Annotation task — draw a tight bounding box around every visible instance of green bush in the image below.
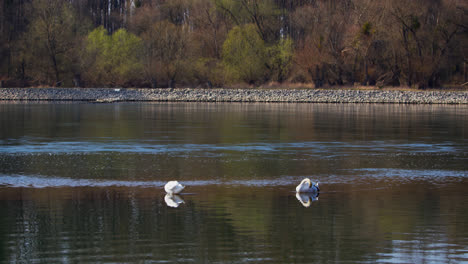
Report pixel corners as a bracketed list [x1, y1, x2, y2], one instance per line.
[222, 24, 268, 84]
[85, 27, 143, 86]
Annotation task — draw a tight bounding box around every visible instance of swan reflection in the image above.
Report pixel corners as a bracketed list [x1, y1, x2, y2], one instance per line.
[296, 192, 319, 207]
[164, 194, 185, 208]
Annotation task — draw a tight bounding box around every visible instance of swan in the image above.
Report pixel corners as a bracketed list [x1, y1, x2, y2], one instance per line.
[296, 192, 319, 207]
[164, 194, 185, 208]
[296, 178, 319, 193]
[164, 181, 185, 194]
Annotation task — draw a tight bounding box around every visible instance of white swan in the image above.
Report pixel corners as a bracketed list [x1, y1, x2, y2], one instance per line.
[296, 178, 319, 193]
[296, 192, 319, 207]
[164, 181, 185, 194]
[164, 194, 185, 208]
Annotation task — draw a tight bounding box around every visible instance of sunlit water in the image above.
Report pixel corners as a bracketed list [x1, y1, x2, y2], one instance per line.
[0, 102, 467, 263]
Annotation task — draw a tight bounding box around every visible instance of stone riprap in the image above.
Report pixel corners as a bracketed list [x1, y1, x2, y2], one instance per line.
[0, 88, 467, 104]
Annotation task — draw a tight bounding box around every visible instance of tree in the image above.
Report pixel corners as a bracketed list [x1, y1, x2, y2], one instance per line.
[2, 0, 467, 87]
[389, 0, 466, 87]
[0, 0, 30, 80]
[190, 0, 228, 59]
[25, 0, 79, 85]
[140, 20, 190, 88]
[84, 26, 143, 86]
[222, 24, 268, 84]
[291, 2, 351, 86]
[215, 0, 282, 43]
[267, 37, 294, 82]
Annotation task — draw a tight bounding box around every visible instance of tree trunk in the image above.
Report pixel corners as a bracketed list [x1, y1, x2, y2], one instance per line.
[168, 79, 175, 88]
[363, 58, 369, 86]
[50, 53, 60, 84]
[402, 29, 413, 86]
[73, 74, 82, 87]
[464, 62, 467, 83]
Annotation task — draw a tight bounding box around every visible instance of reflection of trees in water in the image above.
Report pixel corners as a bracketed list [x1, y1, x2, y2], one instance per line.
[0, 102, 467, 262]
[1, 103, 466, 182]
[0, 184, 467, 263]
[2, 199, 40, 263]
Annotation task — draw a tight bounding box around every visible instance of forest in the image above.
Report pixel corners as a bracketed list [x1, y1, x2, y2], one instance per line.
[0, 0, 467, 88]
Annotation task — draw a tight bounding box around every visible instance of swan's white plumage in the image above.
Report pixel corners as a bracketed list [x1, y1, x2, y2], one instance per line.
[296, 178, 319, 193]
[164, 194, 184, 208]
[164, 181, 185, 194]
[296, 192, 319, 207]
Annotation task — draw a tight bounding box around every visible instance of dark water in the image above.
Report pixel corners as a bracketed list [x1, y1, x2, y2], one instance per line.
[0, 102, 467, 263]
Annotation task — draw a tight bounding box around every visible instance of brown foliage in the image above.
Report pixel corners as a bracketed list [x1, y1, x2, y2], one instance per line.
[0, 0, 466, 88]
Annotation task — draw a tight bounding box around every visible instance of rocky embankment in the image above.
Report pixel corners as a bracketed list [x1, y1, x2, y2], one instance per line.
[0, 88, 467, 104]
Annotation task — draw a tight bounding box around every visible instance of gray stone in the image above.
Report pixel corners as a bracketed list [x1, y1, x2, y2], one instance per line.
[0, 87, 467, 104]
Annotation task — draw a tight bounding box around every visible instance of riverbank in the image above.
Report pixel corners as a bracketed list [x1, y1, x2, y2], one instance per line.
[0, 88, 467, 104]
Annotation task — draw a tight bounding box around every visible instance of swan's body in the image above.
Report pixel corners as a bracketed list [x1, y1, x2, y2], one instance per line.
[164, 181, 185, 194]
[164, 194, 184, 208]
[296, 192, 319, 207]
[296, 178, 319, 193]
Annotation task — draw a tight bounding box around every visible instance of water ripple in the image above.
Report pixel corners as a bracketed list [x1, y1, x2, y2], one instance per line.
[0, 139, 460, 155]
[0, 169, 466, 189]
[0, 175, 166, 188]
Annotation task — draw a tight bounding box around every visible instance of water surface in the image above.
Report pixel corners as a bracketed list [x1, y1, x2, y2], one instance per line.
[0, 102, 467, 263]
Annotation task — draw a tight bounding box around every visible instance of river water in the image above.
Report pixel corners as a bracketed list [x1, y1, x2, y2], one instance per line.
[0, 102, 467, 263]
